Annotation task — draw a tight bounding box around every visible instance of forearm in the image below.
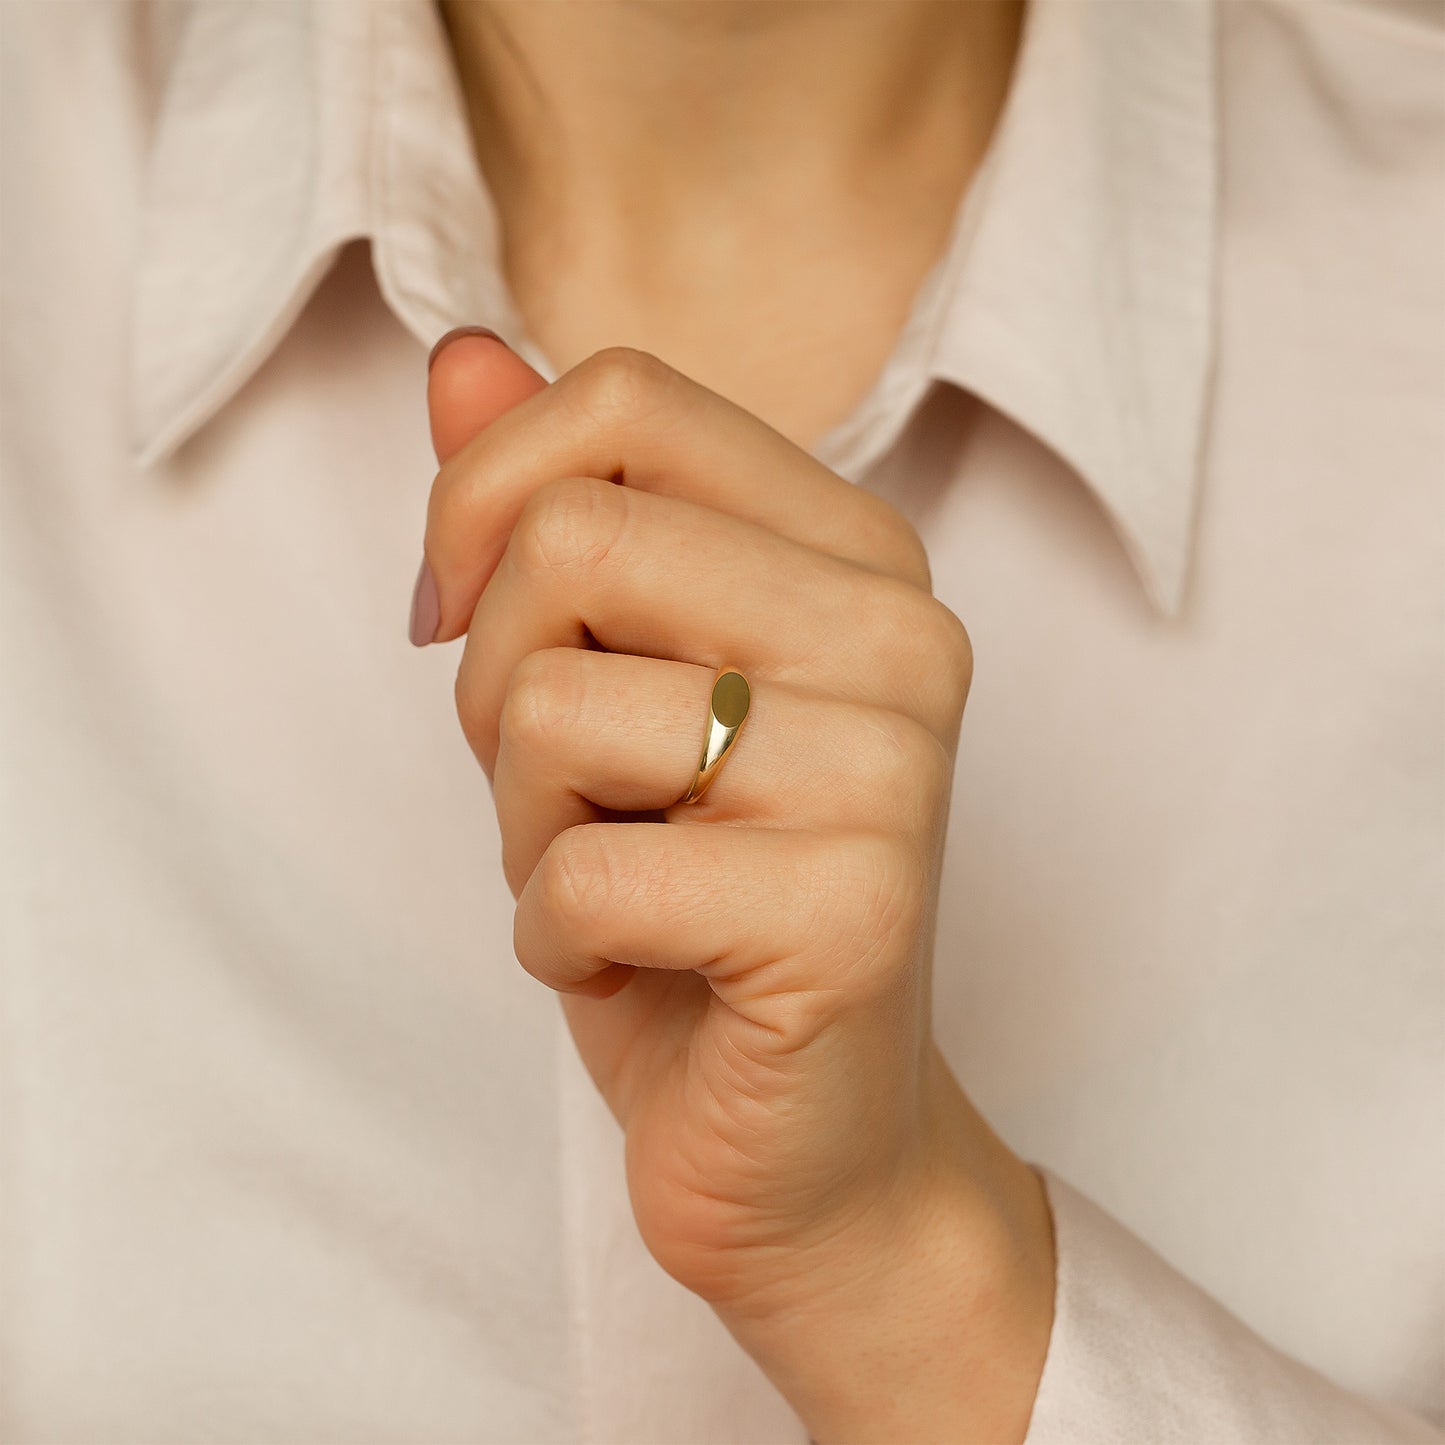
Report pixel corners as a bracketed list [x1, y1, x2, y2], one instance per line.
[714, 1044, 1057, 1445]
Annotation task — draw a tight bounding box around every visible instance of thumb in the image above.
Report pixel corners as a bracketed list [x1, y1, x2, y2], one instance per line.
[426, 325, 549, 465]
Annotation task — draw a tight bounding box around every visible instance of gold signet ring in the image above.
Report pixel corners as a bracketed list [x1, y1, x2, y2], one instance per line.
[678, 667, 751, 805]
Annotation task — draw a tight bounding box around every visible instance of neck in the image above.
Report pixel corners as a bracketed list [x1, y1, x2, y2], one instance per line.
[439, 0, 1024, 277]
[435, 0, 1025, 450]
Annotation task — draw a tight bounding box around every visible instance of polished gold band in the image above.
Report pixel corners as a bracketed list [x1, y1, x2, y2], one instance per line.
[678, 666, 751, 805]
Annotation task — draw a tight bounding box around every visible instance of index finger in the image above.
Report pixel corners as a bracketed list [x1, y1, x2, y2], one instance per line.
[421, 345, 932, 645]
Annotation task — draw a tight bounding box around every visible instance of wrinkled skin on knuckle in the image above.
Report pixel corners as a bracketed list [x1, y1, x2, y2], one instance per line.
[809, 832, 928, 1000]
[513, 475, 628, 584]
[568, 345, 683, 435]
[498, 647, 584, 769]
[536, 823, 613, 942]
[859, 833, 929, 957]
[858, 709, 953, 844]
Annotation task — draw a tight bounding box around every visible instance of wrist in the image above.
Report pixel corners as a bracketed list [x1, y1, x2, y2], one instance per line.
[713, 1044, 1056, 1445]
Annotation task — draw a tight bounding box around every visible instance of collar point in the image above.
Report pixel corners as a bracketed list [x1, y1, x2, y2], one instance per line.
[1130, 538, 1193, 623]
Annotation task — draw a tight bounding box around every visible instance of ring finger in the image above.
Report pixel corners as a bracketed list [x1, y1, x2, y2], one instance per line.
[454, 475, 972, 777]
[490, 646, 948, 897]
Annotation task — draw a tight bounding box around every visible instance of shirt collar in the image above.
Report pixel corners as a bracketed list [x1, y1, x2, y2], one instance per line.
[808, 0, 1218, 619]
[130, 0, 1217, 618]
[128, 0, 505, 472]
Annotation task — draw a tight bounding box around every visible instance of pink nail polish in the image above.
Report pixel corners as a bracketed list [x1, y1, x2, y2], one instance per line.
[409, 556, 440, 647]
[427, 325, 508, 372]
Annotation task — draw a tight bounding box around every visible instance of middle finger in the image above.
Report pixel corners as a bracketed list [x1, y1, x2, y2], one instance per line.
[453, 475, 971, 776]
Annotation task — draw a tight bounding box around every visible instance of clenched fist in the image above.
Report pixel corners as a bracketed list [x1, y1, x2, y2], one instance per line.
[413, 330, 1055, 1445]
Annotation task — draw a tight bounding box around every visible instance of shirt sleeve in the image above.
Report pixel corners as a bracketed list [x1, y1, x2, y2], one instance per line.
[1023, 1165, 1444, 1444]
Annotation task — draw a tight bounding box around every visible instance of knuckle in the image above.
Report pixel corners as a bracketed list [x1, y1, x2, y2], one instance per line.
[570, 346, 678, 429]
[453, 649, 501, 767]
[909, 593, 975, 721]
[863, 710, 952, 824]
[426, 438, 499, 574]
[901, 530, 934, 592]
[860, 831, 928, 928]
[513, 475, 627, 580]
[862, 582, 973, 732]
[538, 824, 613, 923]
[499, 648, 586, 763]
[453, 661, 485, 759]
[811, 833, 927, 991]
[851, 833, 928, 962]
[870, 501, 934, 592]
[428, 449, 471, 538]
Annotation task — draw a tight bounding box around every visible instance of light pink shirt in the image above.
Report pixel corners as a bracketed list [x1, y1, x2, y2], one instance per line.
[2, 1, 1442, 1441]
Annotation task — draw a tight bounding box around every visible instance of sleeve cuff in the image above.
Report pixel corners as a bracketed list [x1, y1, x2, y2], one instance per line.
[1021, 1164, 1443, 1444]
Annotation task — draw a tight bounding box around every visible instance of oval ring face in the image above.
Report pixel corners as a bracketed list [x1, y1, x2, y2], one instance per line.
[712, 670, 750, 730]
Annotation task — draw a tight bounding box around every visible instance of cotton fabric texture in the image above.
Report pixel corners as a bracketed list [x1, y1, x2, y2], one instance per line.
[1, 0, 1442, 1441]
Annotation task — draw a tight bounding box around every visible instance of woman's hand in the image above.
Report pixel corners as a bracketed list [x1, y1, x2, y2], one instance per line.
[417, 333, 1055, 1444]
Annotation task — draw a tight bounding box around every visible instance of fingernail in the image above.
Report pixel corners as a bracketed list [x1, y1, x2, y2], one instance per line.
[427, 325, 509, 372]
[408, 556, 440, 647]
